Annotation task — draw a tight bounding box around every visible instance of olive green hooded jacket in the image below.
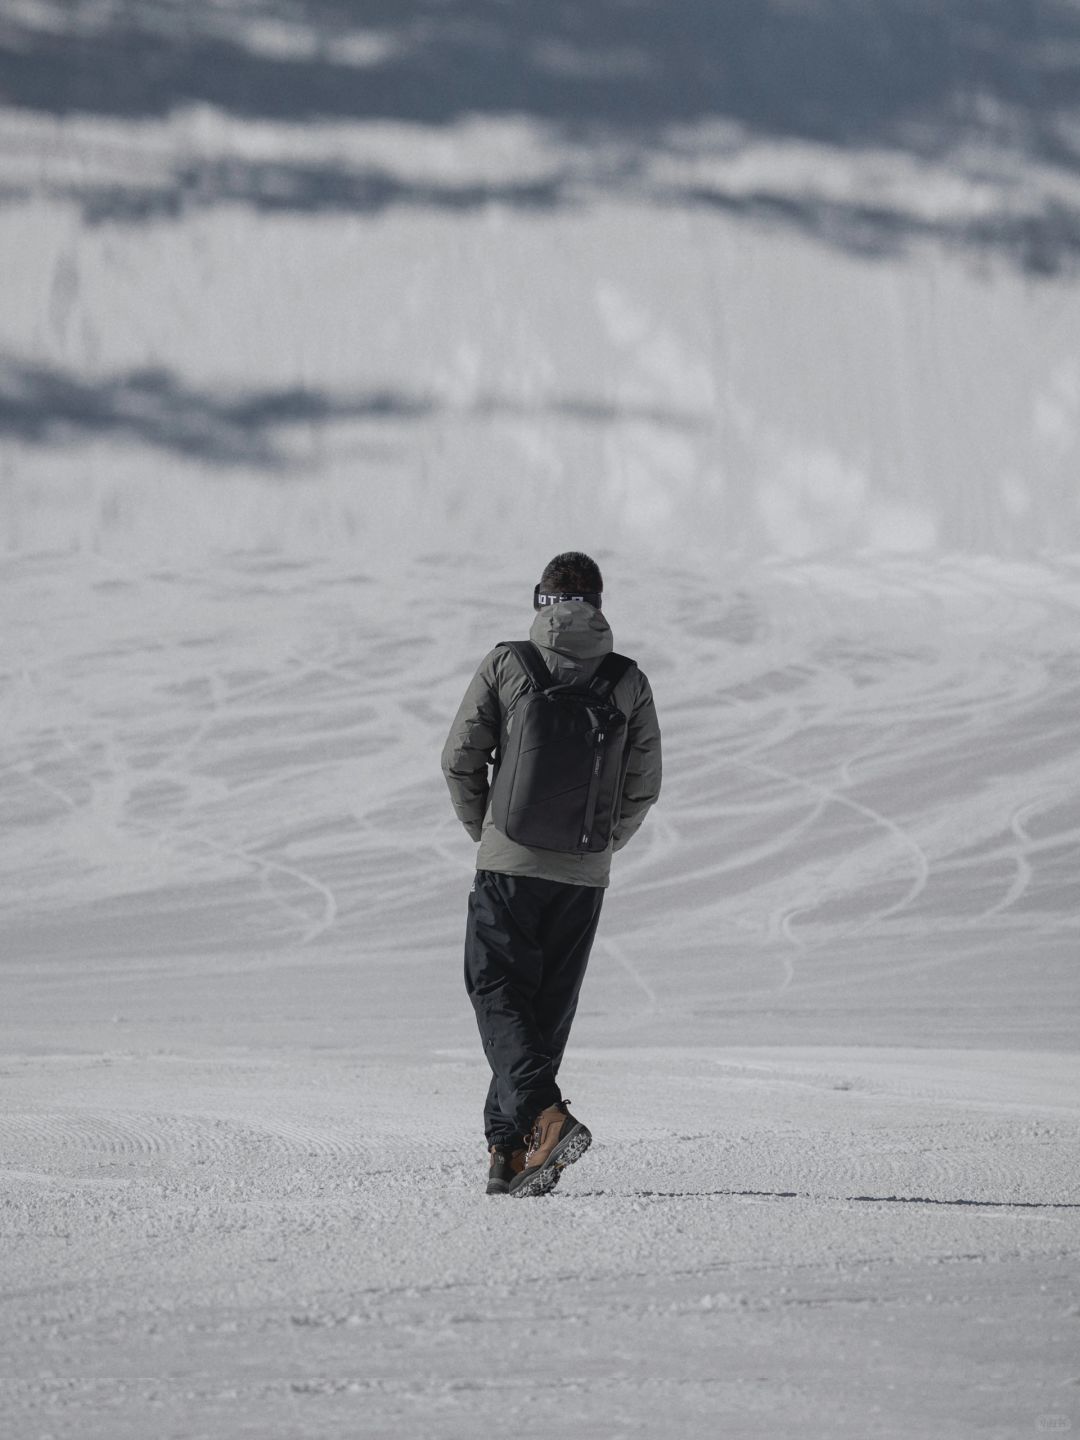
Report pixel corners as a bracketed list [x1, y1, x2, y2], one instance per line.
[441, 601, 662, 887]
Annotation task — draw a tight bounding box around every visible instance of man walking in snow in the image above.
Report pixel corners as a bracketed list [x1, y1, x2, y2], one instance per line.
[441, 552, 662, 1197]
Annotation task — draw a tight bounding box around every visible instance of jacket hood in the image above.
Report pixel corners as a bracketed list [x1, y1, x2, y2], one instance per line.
[529, 601, 613, 665]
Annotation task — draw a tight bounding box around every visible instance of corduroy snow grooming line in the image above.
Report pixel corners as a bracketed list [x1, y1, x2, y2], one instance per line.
[489, 641, 634, 854]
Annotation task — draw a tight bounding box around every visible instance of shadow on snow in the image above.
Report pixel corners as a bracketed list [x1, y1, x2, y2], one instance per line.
[0, 361, 710, 468]
[3, 2, 1080, 272]
[6, 167, 1078, 275]
[3, 0, 1080, 161]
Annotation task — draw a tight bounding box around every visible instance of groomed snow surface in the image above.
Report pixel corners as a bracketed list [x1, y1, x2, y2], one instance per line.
[4, 3, 1080, 1433]
[3, 551, 1079, 1439]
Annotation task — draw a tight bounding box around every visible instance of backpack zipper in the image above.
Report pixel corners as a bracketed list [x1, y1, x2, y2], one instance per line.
[579, 729, 605, 849]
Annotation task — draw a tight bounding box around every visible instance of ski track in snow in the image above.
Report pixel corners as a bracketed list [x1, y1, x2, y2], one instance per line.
[1, 550, 1079, 1438]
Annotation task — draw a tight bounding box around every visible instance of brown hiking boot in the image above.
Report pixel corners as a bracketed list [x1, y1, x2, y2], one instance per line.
[508, 1101, 592, 1198]
[486, 1143, 526, 1195]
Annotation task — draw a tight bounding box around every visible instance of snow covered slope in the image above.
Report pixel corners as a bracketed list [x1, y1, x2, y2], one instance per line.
[3, 2, 1080, 559]
[3, 548, 1079, 1438]
[1, 5, 1079, 1438]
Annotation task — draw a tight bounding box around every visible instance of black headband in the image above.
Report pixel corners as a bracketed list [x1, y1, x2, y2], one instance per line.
[534, 585, 602, 611]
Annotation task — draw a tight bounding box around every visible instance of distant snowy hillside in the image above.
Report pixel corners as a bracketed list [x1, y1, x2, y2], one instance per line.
[2, 1, 1080, 560]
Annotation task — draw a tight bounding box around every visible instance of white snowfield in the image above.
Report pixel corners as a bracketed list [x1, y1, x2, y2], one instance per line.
[3, 551, 1078, 1439]
[2, 3, 1080, 1436]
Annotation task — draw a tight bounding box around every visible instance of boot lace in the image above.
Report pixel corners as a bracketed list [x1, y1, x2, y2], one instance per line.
[523, 1100, 570, 1162]
[523, 1120, 542, 1163]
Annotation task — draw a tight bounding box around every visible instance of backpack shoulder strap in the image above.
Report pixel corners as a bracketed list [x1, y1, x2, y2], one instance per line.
[498, 640, 553, 692]
[589, 651, 635, 700]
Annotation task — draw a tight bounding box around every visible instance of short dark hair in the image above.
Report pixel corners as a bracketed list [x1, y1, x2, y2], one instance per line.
[539, 551, 603, 595]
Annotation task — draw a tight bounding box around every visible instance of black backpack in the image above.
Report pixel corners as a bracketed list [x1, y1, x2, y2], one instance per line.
[489, 641, 635, 854]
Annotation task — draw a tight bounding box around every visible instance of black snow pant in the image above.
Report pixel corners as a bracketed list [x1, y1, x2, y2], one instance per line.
[464, 870, 605, 1147]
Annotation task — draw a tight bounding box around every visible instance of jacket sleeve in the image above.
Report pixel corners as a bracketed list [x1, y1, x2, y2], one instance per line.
[612, 670, 662, 852]
[441, 650, 502, 842]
